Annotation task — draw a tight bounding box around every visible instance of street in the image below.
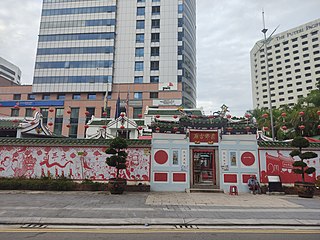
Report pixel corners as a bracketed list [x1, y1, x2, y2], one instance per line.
[0, 226, 320, 240]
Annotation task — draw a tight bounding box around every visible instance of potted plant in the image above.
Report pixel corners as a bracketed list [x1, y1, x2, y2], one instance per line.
[105, 137, 128, 194]
[290, 136, 317, 198]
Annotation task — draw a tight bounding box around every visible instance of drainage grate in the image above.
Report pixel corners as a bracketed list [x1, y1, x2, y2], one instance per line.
[175, 225, 198, 229]
[21, 224, 47, 229]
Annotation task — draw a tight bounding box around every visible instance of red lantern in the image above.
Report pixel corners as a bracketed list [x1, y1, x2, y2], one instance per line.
[262, 113, 268, 118]
[138, 114, 143, 118]
[263, 126, 269, 131]
[208, 115, 214, 119]
[155, 127, 160, 132]
[120, 113, 125, 118]
[173, 127, 178, 132]
[318, 125, 320, 129]
[317, 110, 320, 116]
[84, 124, 89, 129]
[173, 115, 178, 119]
[226, 114, 232, 119]
[48, 122, 53, 126]
[245, 113, 251, 118]
[12, 119, 19, 123]
[102, 125, 107, 129]
[30, 121, 35, 125]
[137, 126, 143, 131]
[299, 111, 305, 116]
[67, 110, 71, 114]
[66, 124, 71, 128]
[226, 127, 233, 132]
[102, 112, 107, 117]
[31, 107, 37, 111]
[299, 125, 305, 130]
[49, 108, 54, 113]
[281, 112, 287, 117]
[85, 111, 90, 116]
[120, 125, 125, 129]
[14, 105, 20, 110]
[282, 126, 287, 131]
[155, 115, 160, 118]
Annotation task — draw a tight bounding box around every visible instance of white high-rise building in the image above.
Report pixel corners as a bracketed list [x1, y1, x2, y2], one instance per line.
[33, 0, 196, 111]
[251, 18, 320, 109]
[0, 57, 21, 86]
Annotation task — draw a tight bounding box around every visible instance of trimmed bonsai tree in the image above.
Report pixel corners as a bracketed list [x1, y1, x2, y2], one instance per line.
[290, 136, 317, 183]
[105, 137, 128, 194]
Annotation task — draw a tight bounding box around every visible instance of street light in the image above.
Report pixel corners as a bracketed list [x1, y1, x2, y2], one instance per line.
[260, 11, 279, 141]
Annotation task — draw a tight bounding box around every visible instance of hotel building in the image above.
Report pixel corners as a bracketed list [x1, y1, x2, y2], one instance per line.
[251, 18, 320, 109]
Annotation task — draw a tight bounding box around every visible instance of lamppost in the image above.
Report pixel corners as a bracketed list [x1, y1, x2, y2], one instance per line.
[261, 11, 278, 141]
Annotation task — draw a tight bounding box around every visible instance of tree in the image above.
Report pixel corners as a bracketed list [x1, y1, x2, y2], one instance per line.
[105, 137, 128, 178]
[289, 136, 317, 182]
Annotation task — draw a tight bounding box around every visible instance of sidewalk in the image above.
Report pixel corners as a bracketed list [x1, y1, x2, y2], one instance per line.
[0, 191, 319, 227]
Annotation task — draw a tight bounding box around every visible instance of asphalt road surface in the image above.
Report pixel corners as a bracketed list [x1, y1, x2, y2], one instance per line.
[0, 226, 320, 240]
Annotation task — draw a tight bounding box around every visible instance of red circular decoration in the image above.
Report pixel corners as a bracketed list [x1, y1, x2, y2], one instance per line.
[263, 126, 269, 131]
[12, 119, 19, 123]
[120, 125, 125, 129]
[262, 113, 268, 118]
[138, 114, 143, 118]
[67, 110, 71, 114]
[155, 115, 160, 118]
[241, 152, 255, 166]
[102, 112, 107, 117]
[120, 113, 125, 118]
[318, 125, 320, 129]
[85, 111, 90, 116]
[173, 115, 178, 119]
[30, 121, 35, 125]
[173, 127, 178, 132]
[84, 125, 89, 129]
[102, 125, 107, 129]
[66, 124, 71, 128]
[48, 122, 53, 126]
[299, 125, 305, 130]
[282, 125, 287, 130]
[154, 150, 168, 165]
[226, 114, 232, 119]
[49, 108, 54, 113]
[156, 127, 160, 132]
[317, 111, 320, 116]
[281, 112, 287, 117]
[245, 113, 251, 118]
[137, 126, 143, 130]
[31, 107, 37, 111]
[299, 111, 305, 116]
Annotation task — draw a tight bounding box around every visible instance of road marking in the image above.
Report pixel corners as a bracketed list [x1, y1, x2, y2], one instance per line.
[0, 228, 320, 234]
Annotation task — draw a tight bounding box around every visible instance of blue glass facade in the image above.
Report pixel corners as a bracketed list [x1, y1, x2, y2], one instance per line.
[38, 33, 115, 42]
[34, 76, 112, 84]
[37, 46, 114, 55]
[42, 6, 116, 16]
[35, 60, 113, 69]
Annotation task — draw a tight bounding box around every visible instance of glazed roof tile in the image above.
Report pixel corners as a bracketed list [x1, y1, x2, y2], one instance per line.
[258, 141, 320, 148]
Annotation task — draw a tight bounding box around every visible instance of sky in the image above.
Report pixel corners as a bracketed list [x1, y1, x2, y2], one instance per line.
[0, 0, 319, 116]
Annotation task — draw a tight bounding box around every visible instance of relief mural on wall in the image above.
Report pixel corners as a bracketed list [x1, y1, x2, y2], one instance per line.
[0, 146, 150, 181]
[260, 150, 320, 183]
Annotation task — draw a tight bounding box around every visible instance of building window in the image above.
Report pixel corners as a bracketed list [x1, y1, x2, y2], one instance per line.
[136, 20, 145, 29]
[85, 107, 95, 123]
[151, 61, 159, 70]
[137, 7, 145, 16]
[151, 47, 159, 56]
[42, 94, 50, 100]
[40, 108, 48, 125]
[25, 108, 33, 117]
[178, 32, 183, 41]
[152, 6, 160, 15]
[137, 0, 145, 2]
[135, 47, 144, 57]
[28, 94, 36, 100]
[87, 93, 96, 100]
[54, 108, 64, 136]
[135, 61, 144, 71]
[150, 92, 158, 99]
[133, 107, 142, 118]
[151, 19, 160, 28]
[134, 92, 142, 99]
[136, 34, 144, 43]
[150, 76, 159, 83]
[178, 60, 183, 69]
[11, 109, 19, 117]
[151, 33, 160, 42]
[178, 4, 183, 13]
[57, 94, 65, 100]
[72, 94, 81, 100]
[13, 94, 21, 100]
[134, 76, 143, 83]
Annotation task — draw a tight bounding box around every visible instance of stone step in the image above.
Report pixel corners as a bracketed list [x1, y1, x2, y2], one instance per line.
[186, 188, 224, 193]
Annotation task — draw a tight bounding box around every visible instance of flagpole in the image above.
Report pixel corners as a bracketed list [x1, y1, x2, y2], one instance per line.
[126, 85, 130, 139]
